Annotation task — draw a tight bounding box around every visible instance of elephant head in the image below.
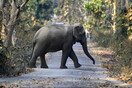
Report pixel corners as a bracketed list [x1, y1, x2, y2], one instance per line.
[73, 23, 95, 64]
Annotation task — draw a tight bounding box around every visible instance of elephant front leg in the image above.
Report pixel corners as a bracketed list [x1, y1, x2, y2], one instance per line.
[40, 54, 48, 68]
[60, 49, 70, 69]
[69, 48, 81, 68]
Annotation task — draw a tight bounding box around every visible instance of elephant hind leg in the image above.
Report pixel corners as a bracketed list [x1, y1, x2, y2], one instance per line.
[40, 54, 48, 68]
[29, 45, 43, 68]
[29, 53, 38, 68]
[69, 48, 81, 68]
[29, 48, 38, 68]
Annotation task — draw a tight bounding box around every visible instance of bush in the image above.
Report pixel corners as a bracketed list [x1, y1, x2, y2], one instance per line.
[0, 39, 11, 75]
[0, 45, 32, 76]
[6, 29, 35, 76]
[92, 29, 132, 82]
[110, 39, 132, 82]
[8, 45, 32, 76]
[0, 48, 9, 75]
[0, 29, 34, 76]
[92, 30, 112, 47]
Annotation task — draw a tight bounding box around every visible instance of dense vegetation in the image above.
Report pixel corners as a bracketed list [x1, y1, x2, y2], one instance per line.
[0, 0, 132, 82]
[84, 0, 132, 82]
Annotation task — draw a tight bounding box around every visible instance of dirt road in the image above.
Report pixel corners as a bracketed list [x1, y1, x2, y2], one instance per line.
[0, 41, 131, 88]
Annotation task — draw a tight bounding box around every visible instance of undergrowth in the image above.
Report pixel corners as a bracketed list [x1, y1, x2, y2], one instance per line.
[0, 29, 35, 76]
[92, 30, 132, 83]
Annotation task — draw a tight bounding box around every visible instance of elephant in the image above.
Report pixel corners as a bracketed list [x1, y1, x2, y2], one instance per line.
[29, 23, 95, 69]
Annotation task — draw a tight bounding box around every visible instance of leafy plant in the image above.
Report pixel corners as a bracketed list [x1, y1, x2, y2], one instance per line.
[0, 39, 10, 75]
[84, 0, 132, 82]
[84, 0, 106, 19]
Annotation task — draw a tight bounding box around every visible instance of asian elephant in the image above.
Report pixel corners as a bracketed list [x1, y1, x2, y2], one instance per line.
[29, 23, 95, 69]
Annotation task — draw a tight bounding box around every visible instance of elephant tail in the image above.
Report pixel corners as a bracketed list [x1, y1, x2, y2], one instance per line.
[28, 41, 36, 66]
[31, 41, 36, 59]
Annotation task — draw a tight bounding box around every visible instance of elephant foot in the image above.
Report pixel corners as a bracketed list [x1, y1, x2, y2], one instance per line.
[41, 65, 48, 68]
[60, 65, 68, 69]
[75, 64, 82, 68]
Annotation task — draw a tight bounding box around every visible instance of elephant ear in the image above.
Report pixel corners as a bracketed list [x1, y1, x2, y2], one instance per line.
[73, 23, 83, 39]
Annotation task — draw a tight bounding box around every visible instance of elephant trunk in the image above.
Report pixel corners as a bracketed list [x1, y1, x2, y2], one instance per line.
[81, 39, 95, 64]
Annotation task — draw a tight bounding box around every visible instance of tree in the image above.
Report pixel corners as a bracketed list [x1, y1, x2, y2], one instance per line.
[0, 0, 29, 48]
[112, 0, 117, 34]
[57, 0, 64, 9]
[84, 0, 107, 31]
[23, 0, 55, 27]
[55, 0, 86, 24]
[35, 0, 53, 21]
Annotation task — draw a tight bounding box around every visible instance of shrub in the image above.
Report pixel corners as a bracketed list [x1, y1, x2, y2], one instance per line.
[0, 29, 34, 76]
[110, 39, 132, 82]
[92, 29, 132, 82]
[0, 45, 32, 76]
[0, 39, 11, 75]
[92, 30, 112, 47]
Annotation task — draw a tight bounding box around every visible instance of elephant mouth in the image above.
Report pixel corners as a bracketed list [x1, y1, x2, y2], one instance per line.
[76, 39, 81, 43]
[80, 41, 84, 45]
[77, 40, 84, 45]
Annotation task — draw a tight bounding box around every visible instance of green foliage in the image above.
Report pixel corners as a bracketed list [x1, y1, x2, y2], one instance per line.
[83, 0, 112, 31]
[84, 0, 106, 19]
[0, 39, 10, 75]
[22, 0, 54, 27]
[84, 0, 132, 82]
[92, 27, 132, 82]
[0, 37, 32, 76]
[26, 0, 38, 15]
[114, 6, 129, 41]
[92, 30, 112, 47]
[35, 0, 53, 20]
[56, 0, 85, 24]
[8, 45, 32, 76]
[110, 39, 132, 81]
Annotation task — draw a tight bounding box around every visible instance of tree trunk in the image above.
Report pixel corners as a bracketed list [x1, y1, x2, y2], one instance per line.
[0, 11, 2, 39]
[112, 0, 117, 34]
[57, 0, 64, 9]
[0, 0, 4, 9]
[121, 0, 130, 8]
[6, 25, 14, 47]
[121, 0, 125, 7]
[0, 0, 4, 39]
[1, 0, 29, 48]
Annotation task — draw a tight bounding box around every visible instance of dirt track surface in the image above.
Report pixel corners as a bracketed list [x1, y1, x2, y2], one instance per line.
[0, 40, 131, 88]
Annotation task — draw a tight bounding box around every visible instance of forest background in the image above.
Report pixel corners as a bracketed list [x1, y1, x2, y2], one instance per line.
[0, 0, 132, 83]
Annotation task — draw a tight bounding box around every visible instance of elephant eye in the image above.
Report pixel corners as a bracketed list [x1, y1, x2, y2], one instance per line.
[82, 32, 85, 36]
[80, 26, 83, 29]
[79, 32, 85, 37]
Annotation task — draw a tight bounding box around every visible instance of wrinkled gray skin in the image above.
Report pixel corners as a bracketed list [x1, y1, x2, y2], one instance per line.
[29, 23, 95, 69]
